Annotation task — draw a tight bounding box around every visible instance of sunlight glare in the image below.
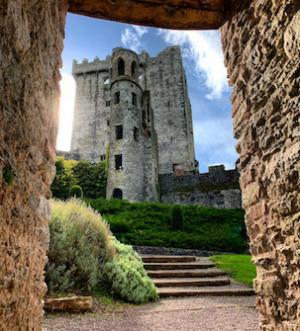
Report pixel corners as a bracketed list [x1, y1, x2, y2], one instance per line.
[56, 72, 76, 151]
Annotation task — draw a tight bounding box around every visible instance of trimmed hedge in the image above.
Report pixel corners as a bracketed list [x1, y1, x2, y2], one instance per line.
[87, 198, 248, 253]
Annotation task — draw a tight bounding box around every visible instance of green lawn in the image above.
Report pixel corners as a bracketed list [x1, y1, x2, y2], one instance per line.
[210, 254, 256, 287]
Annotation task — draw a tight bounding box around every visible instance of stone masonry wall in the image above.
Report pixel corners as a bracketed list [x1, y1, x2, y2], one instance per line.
[221, 1, 300, 329]
[71, 58, 111, 163]
[144, 46, 196, 174]
[0, 1, 67, 330]
[159, 166, 242, 209]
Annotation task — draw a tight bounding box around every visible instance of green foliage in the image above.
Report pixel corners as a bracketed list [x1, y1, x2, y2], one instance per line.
[51, 158, 76, 200]
[72, 161, 106, 198]
[170, 205, 184, 230]
[104, 239, 158, 304]
[88, 198, 247, 253]
[70, 185, 83, 198]
[51, 157, 107, 199]
[3, 165, 15, 185]
[46, 199, 157, 304]
[210, 254, 256, 287]
[46, 199, 114, 294]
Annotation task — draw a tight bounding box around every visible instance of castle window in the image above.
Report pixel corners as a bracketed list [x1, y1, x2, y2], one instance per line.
[115, 154, 123, 170]
[100, 154, 106, 161]
[133, 127, 139, 141]
[132, 92, 137, 106]
[107, 120, 110, 126]
[106, 100, 110, 107]
[131, 61, 137, 76]
[117, 58, 125, 76]
[112, 188, 123, 200]
[115, 125, 123, 140]
[114, 92, 120, 104]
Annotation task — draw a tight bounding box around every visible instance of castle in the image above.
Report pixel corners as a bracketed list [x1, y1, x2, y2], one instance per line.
[65, 46, 241, 208]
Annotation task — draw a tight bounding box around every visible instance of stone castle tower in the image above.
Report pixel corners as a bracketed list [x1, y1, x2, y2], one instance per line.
[70, 46, 196, 201]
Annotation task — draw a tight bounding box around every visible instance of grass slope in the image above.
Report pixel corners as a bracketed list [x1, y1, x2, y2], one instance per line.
[87, 198, 248, 253]
[210, 254, 256, 287]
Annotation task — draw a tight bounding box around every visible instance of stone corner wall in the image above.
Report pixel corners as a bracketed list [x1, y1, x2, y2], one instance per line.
[221, 1, 300, 329]
[0, 1, 67, 330]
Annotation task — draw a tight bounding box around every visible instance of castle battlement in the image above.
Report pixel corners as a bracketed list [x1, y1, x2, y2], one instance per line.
[72, 56, 111, 75]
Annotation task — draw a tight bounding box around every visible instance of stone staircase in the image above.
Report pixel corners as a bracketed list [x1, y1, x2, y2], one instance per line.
[142, 255, 255, 298]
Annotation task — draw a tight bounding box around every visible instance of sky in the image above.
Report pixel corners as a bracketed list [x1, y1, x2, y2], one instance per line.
[57, 13, 238, 173]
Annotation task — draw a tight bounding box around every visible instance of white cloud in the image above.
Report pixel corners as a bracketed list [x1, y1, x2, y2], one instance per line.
[121, 25, 149, 52]
[193, 118, 238, 171]
[56, 72, 76, 151]
[158, 30, 228, 99]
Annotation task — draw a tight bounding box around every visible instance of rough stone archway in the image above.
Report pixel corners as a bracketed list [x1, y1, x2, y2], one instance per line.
[1, 1, 299, 330]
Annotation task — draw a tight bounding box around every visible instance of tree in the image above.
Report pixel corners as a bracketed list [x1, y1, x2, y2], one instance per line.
[170, 205, 184, 231]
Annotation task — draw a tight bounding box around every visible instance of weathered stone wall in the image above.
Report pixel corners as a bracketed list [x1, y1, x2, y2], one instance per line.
[159, 166, 242, 208]
[221, 1, 300, 329]
[143, 46, 196, 174]
[71, 57, 111, 163]
[106, 48, 157, 202]
[0, 1, 67, 329]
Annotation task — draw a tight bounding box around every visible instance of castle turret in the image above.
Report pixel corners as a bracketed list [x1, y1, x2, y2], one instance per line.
[106, 48, 146, 201]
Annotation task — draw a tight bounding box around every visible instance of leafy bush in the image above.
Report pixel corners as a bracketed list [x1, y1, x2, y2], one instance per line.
[170, 205, 184, 230]
[72, 161, 107, 198]
[46, 199, 157, 304]
[51, 158, 75, 200]
[46, 199, 114, 294]
[88, 198, 247, 253]
[51, 157, 107, 199]
[70, 185, 83, 198]
[104, 239, 158, 304]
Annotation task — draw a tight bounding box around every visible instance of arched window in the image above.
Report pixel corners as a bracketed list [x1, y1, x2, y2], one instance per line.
[117, 58, 125, 76]
[131, 61, 137, 76]
[112, 188, 123, 199]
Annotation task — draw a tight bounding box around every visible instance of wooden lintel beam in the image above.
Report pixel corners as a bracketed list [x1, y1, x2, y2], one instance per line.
[68, 0, 228, 30]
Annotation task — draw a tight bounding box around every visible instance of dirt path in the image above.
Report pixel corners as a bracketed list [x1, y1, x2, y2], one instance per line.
[44, 296, 259, 331]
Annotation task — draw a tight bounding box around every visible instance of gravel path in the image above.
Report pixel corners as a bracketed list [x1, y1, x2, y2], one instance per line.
[44, 296, 259, 331]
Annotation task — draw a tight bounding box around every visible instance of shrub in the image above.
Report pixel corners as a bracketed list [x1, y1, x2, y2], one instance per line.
[170, 205, 184, 230]
[70, 185, 83, 198]
[88, 198, 247, 253]
[72, 161, 107, 198]
[46, 199, 114, 294]
[51, 158, 75, 200]
[104, 239, 158, 304]
[51, 157, 107, 200]
[46, 199, 158, 304]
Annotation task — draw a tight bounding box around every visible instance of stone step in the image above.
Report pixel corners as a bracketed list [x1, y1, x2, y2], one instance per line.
[141, 255, 197, 263]
[147, 268, 227, 278]
[144, 262, 215, 270]
[153, 277, 231, 287]
[157, 286, 255, 298]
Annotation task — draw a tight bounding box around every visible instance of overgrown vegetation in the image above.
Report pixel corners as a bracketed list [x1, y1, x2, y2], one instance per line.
[87, 198, 247, 253]
[210, 254, 256, 287]
[46, 199, 157, 304]
[46, 199, 114, 294]
[51, 157, 107, 199]
[104, 239, 158, 304]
